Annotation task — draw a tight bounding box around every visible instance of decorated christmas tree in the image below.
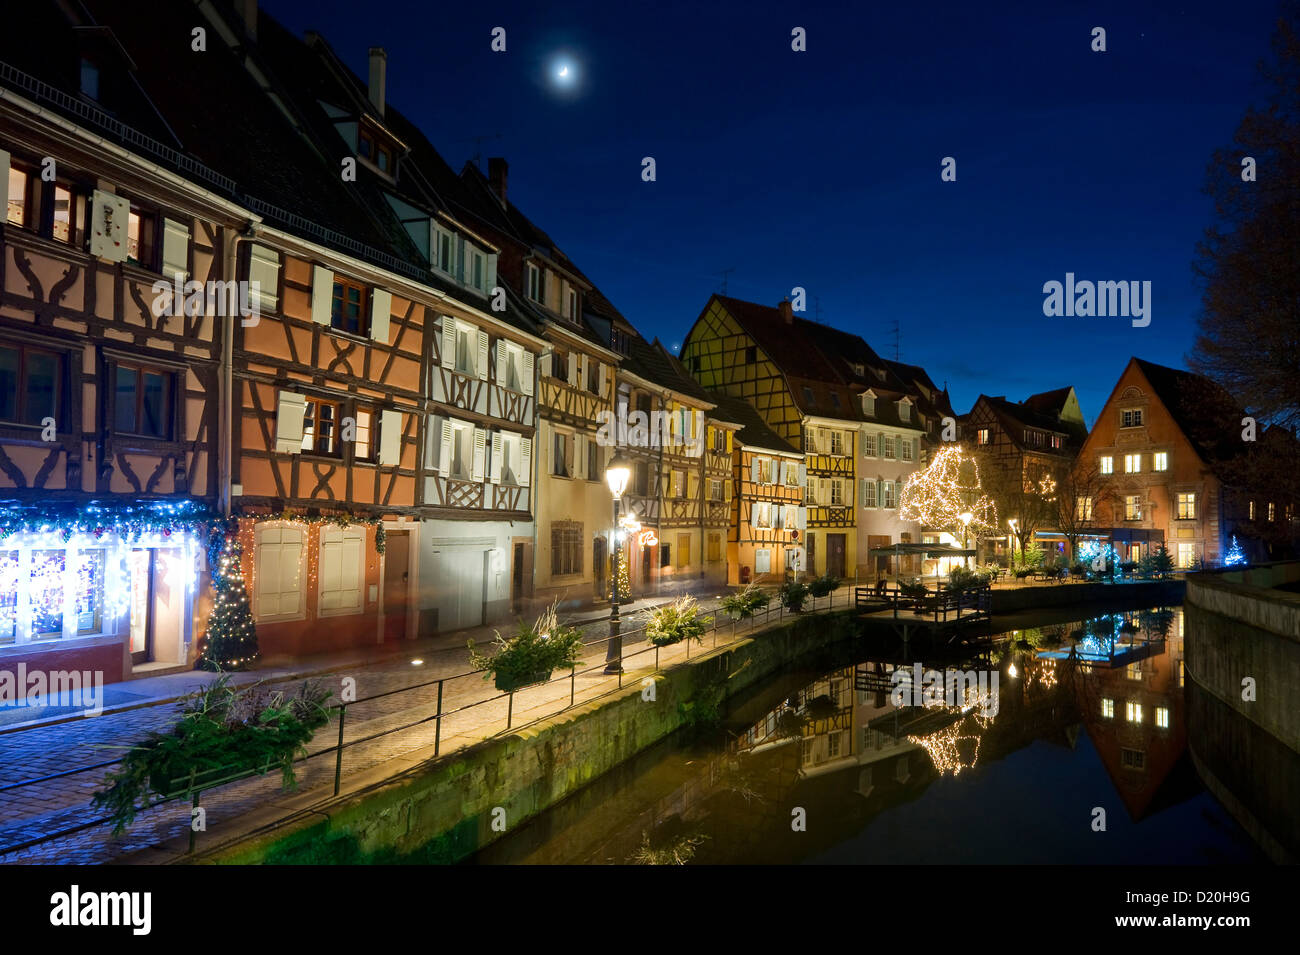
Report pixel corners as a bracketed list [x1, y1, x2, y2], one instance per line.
[609, 543, 632, 602]
[1224, 536, 1247, 567]
[198, 528, 259, 671]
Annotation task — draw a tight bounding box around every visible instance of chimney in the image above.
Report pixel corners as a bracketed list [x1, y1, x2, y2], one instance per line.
[240, 0, 257, 40]
[488, 157, 508, 206]
[368, 47, 387, 116]
[778, 299, 793, 324]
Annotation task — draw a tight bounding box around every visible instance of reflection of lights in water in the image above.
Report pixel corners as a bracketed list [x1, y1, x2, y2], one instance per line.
[1031, 660, 1058, 689]
[1007, 662, 1018, 679]
[908, 712, 992, 777]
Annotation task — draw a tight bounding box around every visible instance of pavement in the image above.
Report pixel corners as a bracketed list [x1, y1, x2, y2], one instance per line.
[0, 581, 859, 864]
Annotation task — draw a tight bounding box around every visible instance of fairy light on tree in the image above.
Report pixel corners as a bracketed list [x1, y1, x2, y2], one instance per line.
[899, 445, 998, 542]
[197, 524, 259, 671]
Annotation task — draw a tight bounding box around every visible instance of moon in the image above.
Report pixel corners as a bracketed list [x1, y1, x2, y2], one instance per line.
[549, 55, 579, 90]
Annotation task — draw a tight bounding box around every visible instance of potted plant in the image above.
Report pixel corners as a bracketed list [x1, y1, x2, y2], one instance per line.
[720, 582, 771, 620]
[808, 573, 838, 599]
[645, 595, 713, 647]
[468, 601, 585, 692]
[778, 579, 810, 612]
[92, 675, 333, 836]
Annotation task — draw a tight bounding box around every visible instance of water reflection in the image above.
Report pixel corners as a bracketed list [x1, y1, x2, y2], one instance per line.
[473, 605, 1262, 865]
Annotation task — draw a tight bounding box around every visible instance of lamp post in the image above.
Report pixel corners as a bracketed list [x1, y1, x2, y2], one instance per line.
[603, 452, 632, 675]
[959, 512, 973, 569]
[1007, 518, 1018, 569]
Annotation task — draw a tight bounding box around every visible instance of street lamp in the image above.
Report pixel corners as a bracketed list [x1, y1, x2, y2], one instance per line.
[1007, 518, 1018, 568]
[603, 451, 632, 674]
[959, 512, 973, 569]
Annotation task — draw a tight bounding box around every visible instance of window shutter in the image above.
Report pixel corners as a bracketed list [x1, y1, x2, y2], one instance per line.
[798, 462, 807, 486]
[519, 437, 532, 487]
[860, 478, 868, 508]
[575, 434, 587, 479]
[751, 458, 760, 483]
[274, 392, 307, 453]
[162, 217, 190, 280]
[486, 253, 498, 295]
[369, 288, 392, 344]
[438, 417, 453, 472]
[311, 266, 334, 326]
[726, 431, 733, 454]
[495, 340, 507, 387]
[599, 362, 609, 397]
[580, 354, 591, 391]
[567, 352, 578, 386]
[521, 350, 535, 396]
[472, 427, 486, 481]
[707, 426, 715, 449]
[490, 431, 503, 484]
[539, 352, 553, 379]
[378, 409, 401, 465]
[440, 318, 456, 368]
[797, 506, 807, 530]
[476, 328, 489, 380]
[89, 189, 129, 263]
[425, 414, 442, 471]
[724, 479, 731, 502]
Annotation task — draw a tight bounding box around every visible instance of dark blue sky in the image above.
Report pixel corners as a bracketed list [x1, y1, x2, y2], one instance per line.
[263, 0, 1281, 427]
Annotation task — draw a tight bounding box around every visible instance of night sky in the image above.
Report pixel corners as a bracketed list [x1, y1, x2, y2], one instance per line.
[262, 0, 1281, 427]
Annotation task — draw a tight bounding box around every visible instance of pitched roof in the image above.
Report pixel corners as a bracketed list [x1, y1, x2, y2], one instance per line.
[1131, 358, 1246, 476]
[705, 393, 799, 454]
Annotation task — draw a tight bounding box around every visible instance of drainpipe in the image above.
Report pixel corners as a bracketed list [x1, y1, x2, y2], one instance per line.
[219, 221, 257, 518]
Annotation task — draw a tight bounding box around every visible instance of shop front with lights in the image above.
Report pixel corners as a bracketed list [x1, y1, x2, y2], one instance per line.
[0, 500, 211, 687]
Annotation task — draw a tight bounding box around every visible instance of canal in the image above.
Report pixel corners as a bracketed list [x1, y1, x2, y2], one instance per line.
[471, 604, 1266, 864]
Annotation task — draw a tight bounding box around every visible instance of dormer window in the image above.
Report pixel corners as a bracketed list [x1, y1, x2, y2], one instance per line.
[851, 362, 865, 377]
[359, 128, 395, 175]
[898, 401, 910, 422]
[434, 225, 457, 277]
[567, 288, 579, 321]
[862, 393, 875, 417]
[80, 57, 100, 100]
[526, 262, 542, 303]
[465, 245, 487, 293]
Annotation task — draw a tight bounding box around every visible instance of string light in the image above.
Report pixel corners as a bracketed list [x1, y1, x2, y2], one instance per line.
[898, 445, 998, 539]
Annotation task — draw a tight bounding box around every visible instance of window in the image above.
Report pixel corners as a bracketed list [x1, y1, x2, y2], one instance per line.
[862, 479, 877, 508]
[802, 386, 815, 406]
[1153, 451, 1168, 472]
[465, 246, 487, 292]
[1177, 542, 1196, 568]
[526, 262, 542, 302]
[6, 159, 33, 227]
[862, 394, 875, 416]
[455, 323, 477, 376]
[52, 180, 84, 246]
[1249, 500, 1256, 521]
[830, 392, 841, 410]
[113, 364, 172, 439]
[359, 129, 394, 174]
[551, 521, 582, 576]
[0, 344, 61, 428]
[976, 428, 990, 445]
[901, 438, 914, 461]
[827, 732, 842, 758]
[1268, 502, 1276, 522]
[255, 524, 305, 621]
[785, 460, 800, 486]
[804, 429, 818, 454]
[126, 203, 159, 270]
[1123, 453, 1141, 474]
[586, 439, 600, 482]
[710, 479, 723, 501]
[1177, 493, 1196, 520]
[673, 469, 686, 498]
[1075, 496, 1093, 521]
[753, 502, 772, 528]
[1121, 748, 1146, 770]
[331, 278, 368, 336]
[1100, 455, 1113, 475]
[883, 435, 895, 459]
[660, 543, 671, 567]
[1121, 408, 1144, 428]
[754, 548, 771, 574]
[829, 479, 845, 506]
[301, 397, 340, 455]
[633, 461, 649, 497]
[881, 481, 896, 509]
[352, 407, 373, 461]
[898, 401, 910, 422]
[1126, 701, 1143, 724]
[1126, 661, 1143, 681]
[1155, 707, 1170, 729]
[1101, 698, 1114, 719]
[862, 433, 876, 457]
[567, 288, 579, 320]
[707, 533, 721, 563]
[1124, 495, 1141, 521]
[829, 430, 844, 455]
[318, 525, 364, 616]
[551, 431, 572, 478]
[447, 420, 478, 481]
[494, 431, 526, 485]
[1050, 435, 1062, 449]
[435, 227, 457, 277]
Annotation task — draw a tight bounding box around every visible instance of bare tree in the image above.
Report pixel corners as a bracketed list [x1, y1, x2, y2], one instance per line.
[1054, 463, 1117, 563]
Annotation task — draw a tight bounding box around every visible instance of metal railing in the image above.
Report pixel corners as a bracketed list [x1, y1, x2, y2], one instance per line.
[0, 585, 855, 861]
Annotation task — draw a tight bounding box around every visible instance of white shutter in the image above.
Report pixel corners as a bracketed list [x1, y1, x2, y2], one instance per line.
[540, 352, 553, 379]
[438, 417, 453, 472]
[495, 340, 507, 387]
[575, 434, 587, 479]
[378, 409, 401, 465]
[369, 288, 392, 344]
[751, 458, 760, 483]
[248, 244, 280, 312]
[798, 462, 807, 486]
[599, 362, 610, 397]
[161, 217, 190, 280]
[425, 414, 442, 471]
[490, 432, 503, 484]
[519, 437, 532, 487]
[860, 478, 868, 508]
[567, 352, 578, 386]
[797, 506, 807, 530]
[476, 328, 489, 380]
[89, 189, 129, 263]
[521, 350, 535, 396]
[441, 318, 456, 369]
[274, 392, 307, 453]
[311, 265, 334, 325]
[472, 427, 486, 481]
[486, 253, 498, 295]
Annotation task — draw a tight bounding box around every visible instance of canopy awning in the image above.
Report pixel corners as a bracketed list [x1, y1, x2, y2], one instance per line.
[867, 543, 977, 558]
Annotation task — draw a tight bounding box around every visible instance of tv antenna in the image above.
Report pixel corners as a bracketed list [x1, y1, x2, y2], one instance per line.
[888, 319, 900, 362]
[715, 267, 735, 295]
[454, 133, 503, 167]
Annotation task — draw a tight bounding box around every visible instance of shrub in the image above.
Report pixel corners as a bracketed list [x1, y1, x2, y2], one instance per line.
[92, 675, 332, 836]
[946, 566, 989, 592]
[468, 601, 585, 690]
[645, 596, 712, 647]
[1152, 545, 1175, 578]
[1014, 568, 1034, 579]
[720, 582, 771, 619]
[808, 573, 838, 598]
[778, 580, 810, 612]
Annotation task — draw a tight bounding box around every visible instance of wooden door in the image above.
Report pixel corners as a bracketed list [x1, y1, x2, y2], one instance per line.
[828, 533, 846, 578]
[383, 530, 410, 642]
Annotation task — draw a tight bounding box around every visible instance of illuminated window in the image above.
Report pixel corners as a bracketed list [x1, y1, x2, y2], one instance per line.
[1126, 662, 1143, 681]
[1153, 451, 1168, 472]
[1268, 502, 1276, 522]
[1100, 455, 1113, 474]
[353, 407, 373, 461]
[829, 430, 844, 455]
[1177, 542, 1196, 568]
[30, 549, 66, 639]
[1177, 493, 1196, 520]
[829, 479, 845, 506]
[126, 203, 159, 270]
[862, 479, 877, 508]
[1124, 453, 1141, 474]
[881, 481, 896, 509]
[883, 434, 895, 459]
[1075, 496, 1093, 521]
[976, 428, 990, 445]
[1101, 697, 1114, 718]
[1249, 501, 1256, 520]
[1126, 701, 1143, 723]
[1125, 495, 1141, 520]
[6, 160, 31, 227]
[1155, 707, 1170, 729]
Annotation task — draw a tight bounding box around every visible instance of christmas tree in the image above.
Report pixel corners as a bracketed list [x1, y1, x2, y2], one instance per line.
[1152, 544, 1175, 578]
[1224, 536, 1247, 566]
[609, 543, 632, 602]
[198, 529, 259, 671]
